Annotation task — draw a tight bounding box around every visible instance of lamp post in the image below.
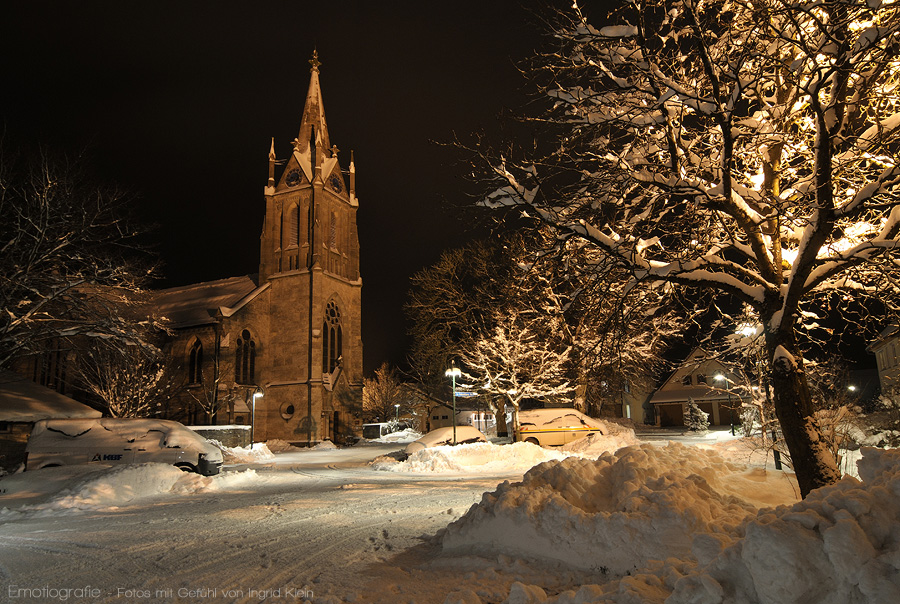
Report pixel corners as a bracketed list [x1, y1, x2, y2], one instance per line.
[445, 361, 462, 445]
[394, 403, 400, 423]
[714, 373, 735, 436]
[250, 387, 264, 446]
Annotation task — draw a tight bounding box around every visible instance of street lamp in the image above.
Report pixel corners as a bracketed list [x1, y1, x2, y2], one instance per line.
[394, 403, 400, 422]
[714, 373, 735, 436]
[445, 361, 462, 445]
[250, 387, 264, 446]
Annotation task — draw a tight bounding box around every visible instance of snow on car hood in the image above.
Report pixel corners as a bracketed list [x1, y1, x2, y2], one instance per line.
[28, 418, 222, 462]
[517, 408, 605, 430]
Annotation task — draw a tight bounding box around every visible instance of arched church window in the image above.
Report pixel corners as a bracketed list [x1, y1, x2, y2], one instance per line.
[235, 329, 256, 384]
[188, 339, 203, 385]
[322, 301, 342, 373]
[329, 211, 337, 249]
[288, 205, 299, 247]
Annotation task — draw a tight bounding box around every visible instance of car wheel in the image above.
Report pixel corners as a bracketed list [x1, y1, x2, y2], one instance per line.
[175, 463, 196, 473]
[524, 437, 540, 446]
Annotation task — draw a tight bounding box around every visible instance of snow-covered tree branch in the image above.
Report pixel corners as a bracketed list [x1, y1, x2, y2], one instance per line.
[471, 0, 900, 498]
[0, 144, 158, 369]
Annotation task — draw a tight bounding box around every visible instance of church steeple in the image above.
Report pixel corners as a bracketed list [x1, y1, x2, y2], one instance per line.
[293, 50, 331, 156]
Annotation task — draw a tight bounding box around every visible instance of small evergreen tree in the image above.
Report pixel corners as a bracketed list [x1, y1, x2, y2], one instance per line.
[684, 398, 709, 433]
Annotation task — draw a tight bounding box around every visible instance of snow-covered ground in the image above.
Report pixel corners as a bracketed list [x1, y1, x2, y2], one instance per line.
[0, 428, 897, 603]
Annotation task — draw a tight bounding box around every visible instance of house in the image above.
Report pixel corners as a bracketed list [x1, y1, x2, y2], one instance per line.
[0, 369, 101, 471]
[867, 324, 899, 398]
[648, 349, 748, 427]
[428, 403, 497, 436]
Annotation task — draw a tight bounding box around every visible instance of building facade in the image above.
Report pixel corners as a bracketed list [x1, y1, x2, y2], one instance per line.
[868, 325, 900, 398]
[156, 53, 363, 444]
[648, 349, 747, 427]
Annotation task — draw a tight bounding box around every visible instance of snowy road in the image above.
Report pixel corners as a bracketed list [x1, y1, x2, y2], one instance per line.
[0, 443, 535, 604]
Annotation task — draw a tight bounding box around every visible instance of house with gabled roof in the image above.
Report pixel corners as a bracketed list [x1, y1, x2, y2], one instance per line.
[648, 348, 748, 427]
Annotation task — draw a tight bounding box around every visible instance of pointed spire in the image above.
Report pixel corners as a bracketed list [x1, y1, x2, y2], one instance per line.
[349, 150, 356, 199]
[295, 50, 331, 157]
[267, 137, 276, 187]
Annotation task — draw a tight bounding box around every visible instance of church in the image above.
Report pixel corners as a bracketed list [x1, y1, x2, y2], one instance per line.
[153, 52, 364, 444]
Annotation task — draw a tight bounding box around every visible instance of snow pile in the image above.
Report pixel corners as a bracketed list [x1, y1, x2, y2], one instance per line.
[560, 424, 641, 455]
[0, 464, 197, 516]
[440, 443, 796, 575]
[374, 441, 570, 474]
[374, 428, 422, 443]
[215, 441, 275, 463]
[312, 439, 338, 450]
[265, 439, 304, 452]
[445, 446, 900, 604]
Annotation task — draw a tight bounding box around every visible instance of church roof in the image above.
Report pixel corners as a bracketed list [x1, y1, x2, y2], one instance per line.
[154, 275, 260, 328]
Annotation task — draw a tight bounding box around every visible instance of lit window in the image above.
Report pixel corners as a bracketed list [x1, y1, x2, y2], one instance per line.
[322, 300, 342, 373]
[188, 339, 203, 385]
[235, 329, 256, 384]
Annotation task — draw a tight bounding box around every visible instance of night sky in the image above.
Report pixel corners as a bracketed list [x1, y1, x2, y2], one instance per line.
[0, 1, 542, 375]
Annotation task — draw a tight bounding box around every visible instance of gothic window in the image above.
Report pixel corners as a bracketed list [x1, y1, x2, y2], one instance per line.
[188, 339, 203, 385]
[330, 211, 337, 249]
[288, 205, 299, 247]
[322, 300, 342, 373]
[697, 374, 707, 385]
[235, 329, 256, 384]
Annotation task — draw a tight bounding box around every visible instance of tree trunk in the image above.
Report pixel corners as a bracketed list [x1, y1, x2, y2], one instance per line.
[765, 325, 840, 498]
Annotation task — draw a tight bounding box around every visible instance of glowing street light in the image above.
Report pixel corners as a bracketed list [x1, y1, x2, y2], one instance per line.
[394, 403, 400, 422]
[445, 361, 462, 445]
[714, 373, 735, 436]
[250, 387, 264, 445]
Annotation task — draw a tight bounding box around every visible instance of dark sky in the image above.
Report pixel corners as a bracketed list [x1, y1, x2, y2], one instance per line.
[0, 1, 543, 375]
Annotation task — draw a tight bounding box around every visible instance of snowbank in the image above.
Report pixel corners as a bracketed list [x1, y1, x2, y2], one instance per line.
[443, 445, 900, 604]
[374, 441, 570, 474]
[375, 421, 640, 475]
[214, 441, 275, 463]
[374, 428, 422, 443]
[440, 443, 792, 574]
[0, 463, 263, 519]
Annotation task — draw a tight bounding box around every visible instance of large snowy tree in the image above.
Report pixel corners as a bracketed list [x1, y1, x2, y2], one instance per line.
[480, 0, 900, 497]
[0, 145, 157, 368]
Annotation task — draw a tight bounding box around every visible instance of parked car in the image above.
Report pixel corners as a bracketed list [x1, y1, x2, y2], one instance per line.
[25, 418, 224, 476]
[405, 426, 488, 454]
[362, 422, 410, 440]
[515, 408, 605, 447]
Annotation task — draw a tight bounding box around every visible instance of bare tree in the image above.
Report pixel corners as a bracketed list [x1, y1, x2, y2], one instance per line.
[0, 144, 157, 368]
[362, 362, 407, 423]
[74, 341, 182, 418]
[474, 0, 900, 498]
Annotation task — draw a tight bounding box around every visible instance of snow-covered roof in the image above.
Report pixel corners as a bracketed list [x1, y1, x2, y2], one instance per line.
[866, 323, 899, 352]
[0, 370, 101, 422]
[153, 275, 261, 328]
[649, 385, 742, 404]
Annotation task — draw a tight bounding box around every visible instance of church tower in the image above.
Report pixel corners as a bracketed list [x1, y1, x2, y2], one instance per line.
[255, 51, 363, 444]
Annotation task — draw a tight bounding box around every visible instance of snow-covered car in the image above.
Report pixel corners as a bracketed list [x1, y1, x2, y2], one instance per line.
[515, 408, 604, 447]
[405, 426, 488, 454]
[25, 418, 223, 476]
